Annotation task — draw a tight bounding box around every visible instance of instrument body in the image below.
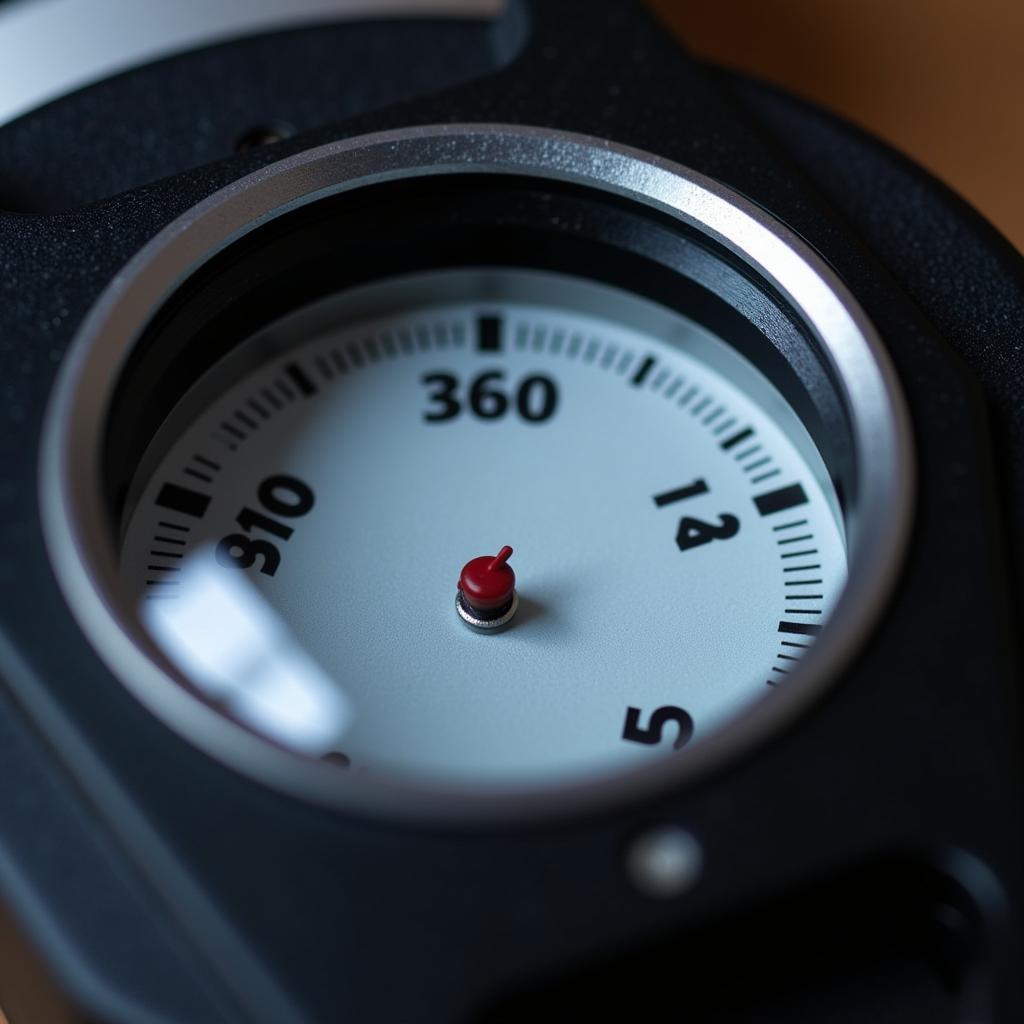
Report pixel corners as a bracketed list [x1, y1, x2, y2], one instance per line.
[0, 3, 1021, 1021]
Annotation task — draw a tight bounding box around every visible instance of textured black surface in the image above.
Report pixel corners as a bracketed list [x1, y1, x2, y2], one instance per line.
[0, 1, 1021, 1022]
[0, 16, 513, 213]
[0, 643, 238, 1023]
[725, 71, 1024, 599]
[476, 860, 972, 1023]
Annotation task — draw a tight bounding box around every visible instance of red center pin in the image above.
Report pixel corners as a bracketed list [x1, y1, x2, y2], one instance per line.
[456, 545, 518, 630]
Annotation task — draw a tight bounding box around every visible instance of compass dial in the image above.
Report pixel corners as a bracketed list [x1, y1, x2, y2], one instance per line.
[42, 126, 910, 818]
[118, 270, 845, 786]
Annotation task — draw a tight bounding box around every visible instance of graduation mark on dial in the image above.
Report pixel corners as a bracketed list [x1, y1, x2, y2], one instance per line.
[119, 270, 846, 788]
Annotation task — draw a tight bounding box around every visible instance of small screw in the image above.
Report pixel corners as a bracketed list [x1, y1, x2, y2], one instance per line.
[625, 825, 702, 898]
[235, 122, 296, 153]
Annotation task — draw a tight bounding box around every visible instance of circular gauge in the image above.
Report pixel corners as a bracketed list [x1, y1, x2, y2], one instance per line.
[41, 125, 912, 820]
[120, 267, 847, 784]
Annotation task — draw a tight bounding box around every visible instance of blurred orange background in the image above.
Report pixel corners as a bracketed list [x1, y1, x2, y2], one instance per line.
[654, 0, 1024, 252]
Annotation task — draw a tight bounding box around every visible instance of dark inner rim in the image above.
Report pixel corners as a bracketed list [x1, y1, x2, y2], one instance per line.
[103, 174, 855, 538]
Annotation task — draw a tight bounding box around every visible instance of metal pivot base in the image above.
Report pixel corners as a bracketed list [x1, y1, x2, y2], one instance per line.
[456, 591, 519, 631]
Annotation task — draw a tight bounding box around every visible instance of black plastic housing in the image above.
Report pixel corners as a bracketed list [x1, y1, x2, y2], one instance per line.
[0, 2, 1021, 1022]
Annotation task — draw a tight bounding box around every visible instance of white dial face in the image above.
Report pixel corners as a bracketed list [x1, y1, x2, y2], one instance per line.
[119, 269, 847, 788]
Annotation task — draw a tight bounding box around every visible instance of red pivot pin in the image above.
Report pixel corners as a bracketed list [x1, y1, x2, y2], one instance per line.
[456, 545, 518, 630]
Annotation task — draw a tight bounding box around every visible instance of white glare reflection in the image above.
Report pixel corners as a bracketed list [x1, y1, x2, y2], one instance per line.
[142, 548, 351, 755]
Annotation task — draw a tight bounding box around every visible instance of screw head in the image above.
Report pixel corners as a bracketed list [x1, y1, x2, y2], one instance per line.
[625, 825, 702, 898]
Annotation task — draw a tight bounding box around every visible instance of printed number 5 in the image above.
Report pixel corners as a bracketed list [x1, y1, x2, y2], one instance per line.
[622, 705, 694, 750]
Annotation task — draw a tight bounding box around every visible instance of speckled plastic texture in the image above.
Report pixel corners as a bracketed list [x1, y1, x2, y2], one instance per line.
[726, 71, 1024, 588]
[0, 2, 1020, 1022]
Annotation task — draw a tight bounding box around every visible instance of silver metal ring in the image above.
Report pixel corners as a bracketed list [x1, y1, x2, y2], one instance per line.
[456, 591, 519, 630]
[40, 123, 914, 823]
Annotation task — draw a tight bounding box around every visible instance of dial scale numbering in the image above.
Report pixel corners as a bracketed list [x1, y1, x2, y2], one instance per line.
[120, 270, 847, 788]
